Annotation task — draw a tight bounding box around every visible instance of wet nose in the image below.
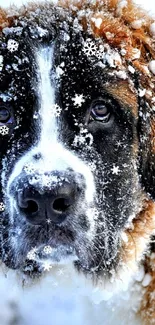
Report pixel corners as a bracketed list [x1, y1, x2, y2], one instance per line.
[17, 181, 79, 225]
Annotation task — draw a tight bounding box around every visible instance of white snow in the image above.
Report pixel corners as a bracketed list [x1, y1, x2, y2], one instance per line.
[0, 0, 155, 324]
[7, 39, 19, 52]
[91, 17, 103, 29]
[0, 266, 144, 325]
[128, 65, 135, 74]
[142, 273, 152, 287]
[148, 60, 155, 74]
[131, 19, 143, 29]
[150, 22, 155, 36]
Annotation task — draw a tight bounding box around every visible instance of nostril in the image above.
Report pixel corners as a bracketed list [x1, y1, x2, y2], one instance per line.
[22, 200, 39, 214]
[52, 198, 70, 213]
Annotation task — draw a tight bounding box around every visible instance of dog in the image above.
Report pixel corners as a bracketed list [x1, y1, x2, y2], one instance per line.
[0, 0, 155, 324]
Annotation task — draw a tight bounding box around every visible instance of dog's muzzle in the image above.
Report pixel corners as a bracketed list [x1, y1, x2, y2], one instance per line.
[11, 171, 85, 225]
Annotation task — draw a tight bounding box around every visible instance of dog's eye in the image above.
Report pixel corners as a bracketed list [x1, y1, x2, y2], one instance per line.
[91, 100, 111, 122]
[0, 106, 11, 123]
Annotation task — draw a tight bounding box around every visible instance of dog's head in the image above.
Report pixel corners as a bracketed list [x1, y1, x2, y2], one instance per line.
[1, 0, 155, 282]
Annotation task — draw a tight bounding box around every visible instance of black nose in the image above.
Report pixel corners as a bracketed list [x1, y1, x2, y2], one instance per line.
[17, 181, 79, 225]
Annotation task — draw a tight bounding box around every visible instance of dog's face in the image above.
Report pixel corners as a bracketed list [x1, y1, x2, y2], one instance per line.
[0, 6, 153, 279]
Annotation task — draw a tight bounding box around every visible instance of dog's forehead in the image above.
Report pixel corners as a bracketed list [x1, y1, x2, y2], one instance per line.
[0, 21, 139, 122]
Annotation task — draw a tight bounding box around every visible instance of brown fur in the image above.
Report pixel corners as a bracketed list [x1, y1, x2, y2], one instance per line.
[104, 81, 138, 117]
[139, 254, 155, 324]
[122, 200, 155, 274]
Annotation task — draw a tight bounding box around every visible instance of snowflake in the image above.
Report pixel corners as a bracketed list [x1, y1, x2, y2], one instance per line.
[7, 39, 19, 52]
[0, 202, 5, 212]
[0, 55, 3, 71]
[82, 39, 104, 60]
[0, 125, 9, 135]
[56, 65, 64, 78]
[50, 104, 62, 117]
[24, 163, 35, 174]
[37, 26, 48, 37]
[73, 134, 85, 146]
[46, 218, 51, 224]
[111, 165, 120, 175]
[27, 247, 37, 260]
[72, 94, 85, 107]
[42, 260, 52, 272]
[73, 127, 93, 147]
[82, 38, 98, 57]
[58, 268, 65, 276]
[52, 281, 58, 287]
[43, 245, 53, 255]
[116, 140, 123, 148]
[89, 162, 96, 172]
[33, 112, 39, 119]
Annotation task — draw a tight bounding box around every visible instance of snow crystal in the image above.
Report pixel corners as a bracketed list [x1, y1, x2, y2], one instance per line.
[134, 265, 145, 282]
[0, 125, 9, 135]
[46, 218, 52, 224]
[142, 273, 152, 287]
[148, 60, 155, 75]
[82, 38, 98, 57]
[120, 48, 126, 56]
[128, 65, 135, 74]
[37, 26, 48, 37]
[150, 22, 155, 37]
[116, 0, 127, 16]
[33, 112, 39, 119]
[56, 65, 64, 78]
[121, 232, 128, 243]
[0, 202, 5, 212]
[7, 39, 19, 53]
[145, 89, 152, 98]
[130, 48, 141, 60]
[73, 127, 93, 147]
[138, 88, 146, 97]
[43, 246, 53, 255]
[91, 17, 102, 29]
[46, 104, 62, 117]
[0, 55, 3, 71]
[72, 94, 85, 107]
[2, 26, 23, 36]
[105, 32, 115, 40]
[27, 247, 37, 261]
[131, 20, 143, 29]
[111, 165, 120, 175]
[115, 70, 127, 79]
[23, 163, 35, 174]
[104, 49, 122, 68]
[42, 260, 53, 272]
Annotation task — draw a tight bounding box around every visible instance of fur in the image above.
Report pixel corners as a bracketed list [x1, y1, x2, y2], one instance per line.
[0, 0, 155, 324]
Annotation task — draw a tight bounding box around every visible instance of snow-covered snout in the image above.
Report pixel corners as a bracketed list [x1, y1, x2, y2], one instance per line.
[0, 18, 145, 279]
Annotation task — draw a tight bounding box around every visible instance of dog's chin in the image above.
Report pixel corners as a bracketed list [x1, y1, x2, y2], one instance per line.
[21, 244, 79, 277]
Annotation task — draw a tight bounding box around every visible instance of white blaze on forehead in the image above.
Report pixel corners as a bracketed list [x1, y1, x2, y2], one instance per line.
[36, 46, 57, 146]
[6, 46, 95, 205]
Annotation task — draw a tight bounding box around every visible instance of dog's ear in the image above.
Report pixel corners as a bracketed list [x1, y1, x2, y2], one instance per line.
[138, 97, 155, 200]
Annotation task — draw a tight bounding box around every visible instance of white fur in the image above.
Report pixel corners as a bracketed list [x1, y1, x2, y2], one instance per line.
[6, 46, 95, 205]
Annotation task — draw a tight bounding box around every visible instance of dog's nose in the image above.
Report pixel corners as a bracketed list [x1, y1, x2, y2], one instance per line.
[17, 182, 78, 225]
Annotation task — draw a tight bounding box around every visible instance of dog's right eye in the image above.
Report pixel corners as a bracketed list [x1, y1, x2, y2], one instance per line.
[0, 106, 11, 123]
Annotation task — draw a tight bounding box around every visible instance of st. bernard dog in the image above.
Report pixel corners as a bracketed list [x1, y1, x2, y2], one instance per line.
[0, 0, 155, 324]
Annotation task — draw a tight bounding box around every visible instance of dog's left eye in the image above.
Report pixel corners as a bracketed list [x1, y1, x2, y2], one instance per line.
[90, 100, 111, 122]
[0, 106, 11, 123]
